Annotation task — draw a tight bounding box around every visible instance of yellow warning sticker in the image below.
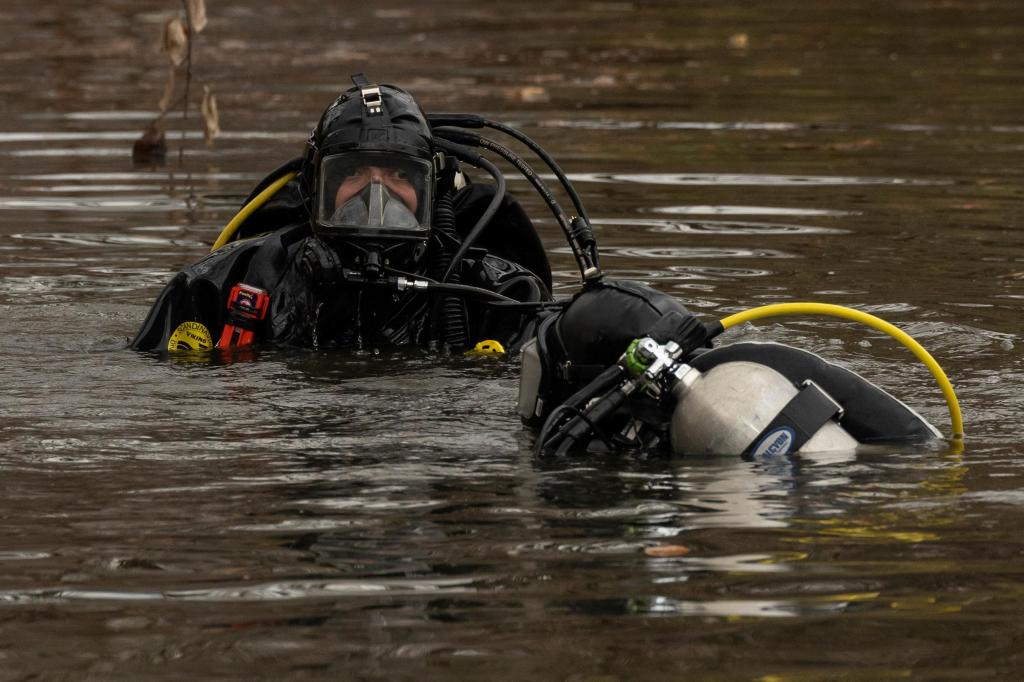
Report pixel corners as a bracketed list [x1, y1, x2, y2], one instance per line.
[167, 321, 213, 351]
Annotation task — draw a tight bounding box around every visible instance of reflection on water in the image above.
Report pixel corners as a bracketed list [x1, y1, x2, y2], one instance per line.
[11, 232, 204, 247]
[0, 577, 481, 604]
[600, 217, 849, 235]
[647, 204, 856, 216]
[567, 171, 951, 186]
[595, 245, 795, 259]
[0, 0, 1022, 678]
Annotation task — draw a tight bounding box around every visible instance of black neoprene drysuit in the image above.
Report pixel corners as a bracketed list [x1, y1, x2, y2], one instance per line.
[131, 183, 552, 353]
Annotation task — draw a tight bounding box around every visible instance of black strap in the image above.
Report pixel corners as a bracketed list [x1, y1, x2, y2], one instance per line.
[744, 381, 843, 457]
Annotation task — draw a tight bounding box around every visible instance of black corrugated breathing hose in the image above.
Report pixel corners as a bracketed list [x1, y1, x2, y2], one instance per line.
[429, 191, 469, 350]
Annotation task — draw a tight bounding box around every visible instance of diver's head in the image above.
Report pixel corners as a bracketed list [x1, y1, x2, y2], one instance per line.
[303, 75, 435, 268]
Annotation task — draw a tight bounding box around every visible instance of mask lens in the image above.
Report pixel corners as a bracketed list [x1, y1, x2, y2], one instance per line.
[317, 152, 432, 234]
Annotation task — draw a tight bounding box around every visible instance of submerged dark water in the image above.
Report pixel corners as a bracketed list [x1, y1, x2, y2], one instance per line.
[1, 0, 1023, 679]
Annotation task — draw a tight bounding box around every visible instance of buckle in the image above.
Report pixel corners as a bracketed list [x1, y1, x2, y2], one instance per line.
[361, 86, 383, 115]
[800, 379, 844, 420]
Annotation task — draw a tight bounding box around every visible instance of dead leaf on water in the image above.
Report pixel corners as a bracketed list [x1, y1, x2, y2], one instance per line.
[782, 138, 879, 152]
[163, 17, 188, 66]
[187, 0, 207, 33]
[827, 138, 879, 151]
[644, 544, 690, 557]
[201, 85, 220, 146]
[515, 86, 550, 103]
[728, 33, 749, 50]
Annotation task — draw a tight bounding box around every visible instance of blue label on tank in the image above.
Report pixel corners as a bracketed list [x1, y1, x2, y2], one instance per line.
[752, 426, 796, 457]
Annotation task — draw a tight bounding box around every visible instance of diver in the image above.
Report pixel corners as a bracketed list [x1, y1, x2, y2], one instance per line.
[131, 74, 553, 354]
[132, 74, 961, 458]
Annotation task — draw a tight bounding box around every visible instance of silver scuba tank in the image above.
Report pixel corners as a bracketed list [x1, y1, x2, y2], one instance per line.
[669, 361, 859, 456]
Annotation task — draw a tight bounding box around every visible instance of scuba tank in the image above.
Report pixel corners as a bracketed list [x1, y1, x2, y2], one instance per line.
[625, 335, 858, 457]
[669, 361, 857, 456]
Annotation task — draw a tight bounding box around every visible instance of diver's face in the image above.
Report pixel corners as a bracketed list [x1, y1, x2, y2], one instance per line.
[334, 166, 418, 214]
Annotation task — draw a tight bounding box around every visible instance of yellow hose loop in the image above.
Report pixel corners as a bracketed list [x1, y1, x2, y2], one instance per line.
[210, 171, 298, 252]
[718, 302, 963, 440]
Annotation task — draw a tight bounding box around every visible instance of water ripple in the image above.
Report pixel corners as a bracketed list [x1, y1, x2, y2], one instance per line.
[623, 593, 875, 618]
[0, 131, 303, 143]
[540, 119, 803, 131]
[0, 577, 479, 604]
[648, 205, 856, 217]
[11, 232, 205, 248]
[567, 172, 950, 186]
[597, 246, 795, 260]
[598, 218, 848, 235]
[12, 172, 257, 181]
[541, 119, 1024, 135]
[0, 551, 51, 561]
[0, 197, 187, 211]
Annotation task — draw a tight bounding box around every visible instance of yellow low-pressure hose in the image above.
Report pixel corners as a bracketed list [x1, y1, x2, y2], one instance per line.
[718, 302, 963, 439]
[210, 171, 298, 252]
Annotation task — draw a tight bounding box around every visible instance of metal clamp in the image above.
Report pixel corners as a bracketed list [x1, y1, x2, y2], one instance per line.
[801, 379, 844, 420]
[361, 86, 383, 115]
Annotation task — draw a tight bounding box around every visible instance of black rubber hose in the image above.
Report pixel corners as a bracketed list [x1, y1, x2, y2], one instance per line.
[433, 127, 591, 282]
[535, 364, 628, 456]
[433, 127, 570, 230]
[482, 119, 590, 226]
[550, 383, 632, 457]
[429, 281, 517, 302]
[432, 138, 506, 283]
[428, 114, 590, 225]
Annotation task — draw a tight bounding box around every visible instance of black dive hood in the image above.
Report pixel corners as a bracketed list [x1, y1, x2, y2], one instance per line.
[302, 73, 435, 244]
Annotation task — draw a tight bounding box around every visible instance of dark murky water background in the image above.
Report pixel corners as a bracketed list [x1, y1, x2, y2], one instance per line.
[1, 0, 1022, 679]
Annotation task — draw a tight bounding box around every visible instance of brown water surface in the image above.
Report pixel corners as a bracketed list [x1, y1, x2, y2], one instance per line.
[1, 1, 1022, 679]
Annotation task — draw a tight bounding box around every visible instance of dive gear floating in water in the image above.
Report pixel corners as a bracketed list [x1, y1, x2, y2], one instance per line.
[532, 299, 958, 457]
[137, 73, 962, 457]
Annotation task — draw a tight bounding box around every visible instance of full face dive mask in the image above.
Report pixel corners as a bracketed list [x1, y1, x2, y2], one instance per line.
[316, 150, 433, 238]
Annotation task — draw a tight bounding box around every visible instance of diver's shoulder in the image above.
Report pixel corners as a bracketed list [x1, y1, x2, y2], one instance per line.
[184, 223, 311, 279]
